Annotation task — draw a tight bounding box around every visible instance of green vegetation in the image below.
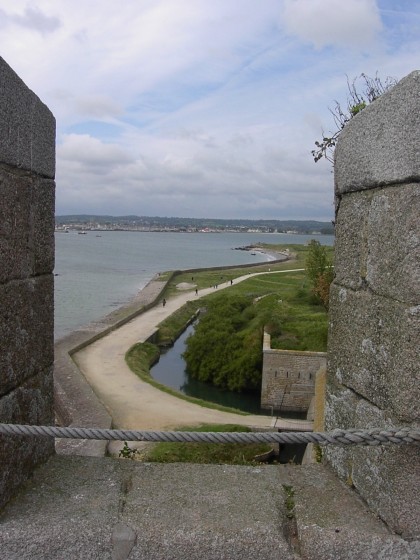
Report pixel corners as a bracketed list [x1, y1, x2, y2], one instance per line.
[282, 484, 296, 519]
[305, 239, 334, 310]
[119, 441, 139, 460]
[157, 300, 200, 346]
[141, 424, 272, 465]
[161, 242, 331, 299]
[314, 444, 323, 463]
[183, 294, 263, 392]
[312, 73, 397, 164]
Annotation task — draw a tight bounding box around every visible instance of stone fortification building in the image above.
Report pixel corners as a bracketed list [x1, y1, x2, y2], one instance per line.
[261, 332, 326, 413]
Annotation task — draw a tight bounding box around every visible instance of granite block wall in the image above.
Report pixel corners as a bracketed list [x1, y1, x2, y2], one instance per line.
[0, 57, 56, 509]
[261, 332, 326, 412]
[325, 70, 420, 539]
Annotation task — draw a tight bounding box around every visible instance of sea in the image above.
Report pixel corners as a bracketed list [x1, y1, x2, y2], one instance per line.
[54, 230, 334, 340]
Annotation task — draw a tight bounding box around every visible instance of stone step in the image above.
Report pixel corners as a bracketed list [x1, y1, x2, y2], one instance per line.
[286, 463, 419, 559]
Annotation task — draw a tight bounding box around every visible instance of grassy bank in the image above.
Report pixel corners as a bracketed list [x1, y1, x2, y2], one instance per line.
[139, 423, 273, 465]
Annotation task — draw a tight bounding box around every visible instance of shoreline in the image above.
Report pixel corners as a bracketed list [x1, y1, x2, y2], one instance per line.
[55, 247, 285, 342]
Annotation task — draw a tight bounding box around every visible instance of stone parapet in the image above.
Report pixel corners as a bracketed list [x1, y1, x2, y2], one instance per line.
[0, 58, 55, 510]
[328, 285, 419, 422]
[326, 69, 420, 539]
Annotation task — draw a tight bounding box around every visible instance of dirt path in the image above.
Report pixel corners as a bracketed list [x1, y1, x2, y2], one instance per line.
[73, 269, 304, 431]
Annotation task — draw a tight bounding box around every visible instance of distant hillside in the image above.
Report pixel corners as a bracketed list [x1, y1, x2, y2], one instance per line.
[55, 215, 334, 235]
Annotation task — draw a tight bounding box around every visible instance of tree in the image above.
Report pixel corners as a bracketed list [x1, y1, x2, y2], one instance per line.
[183, 294, 262, 392]
[306, 240, 334, 310]
[312, 73, 397, 165]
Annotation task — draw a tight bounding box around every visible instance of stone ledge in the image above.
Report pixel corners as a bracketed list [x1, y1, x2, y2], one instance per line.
[1, 456, 418, 559]
[335, 70, 420, 194]
[0, 57, 55, 178]
[289, 463, 419, 558]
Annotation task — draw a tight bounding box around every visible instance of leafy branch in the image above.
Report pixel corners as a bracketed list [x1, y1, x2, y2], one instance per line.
[312, 73, 397, 165]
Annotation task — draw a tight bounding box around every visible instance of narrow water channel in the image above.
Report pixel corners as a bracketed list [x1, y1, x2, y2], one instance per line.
[150, 323, 266, 414]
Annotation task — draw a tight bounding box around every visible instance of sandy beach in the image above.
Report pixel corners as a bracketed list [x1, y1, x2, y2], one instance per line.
[72, 266, 304, 433]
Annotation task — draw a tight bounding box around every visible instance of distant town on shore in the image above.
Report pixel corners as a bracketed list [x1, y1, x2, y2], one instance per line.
[55, 215, 334, 235]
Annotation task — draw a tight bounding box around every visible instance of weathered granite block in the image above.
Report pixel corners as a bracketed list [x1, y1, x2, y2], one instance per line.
[335, 70, 420, 194]
[328, 285, 419, 422]
[325, 387, 420, 539]
[0, 371, 54, 510]
[333, 190, 370, 290]
[0, 275, 54, 396]
[0, 169, 55, 282]
[0, 57, 55, 178]
[366, 183, 419, 303]
[334, 184, 420, 302]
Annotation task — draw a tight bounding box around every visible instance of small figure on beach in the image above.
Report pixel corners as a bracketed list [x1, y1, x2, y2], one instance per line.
[195, 288, 198, 295]
[162, 298, 166, 307]
[230, 279, 233, 285]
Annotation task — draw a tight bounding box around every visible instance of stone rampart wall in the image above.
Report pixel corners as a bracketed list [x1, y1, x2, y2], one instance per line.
[326, 70, 420, 539]
[261, 332, 326, 412]
[0, 57, 56, 508]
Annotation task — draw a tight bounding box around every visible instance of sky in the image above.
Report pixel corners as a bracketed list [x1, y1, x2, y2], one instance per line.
[0, 1, 418, 221]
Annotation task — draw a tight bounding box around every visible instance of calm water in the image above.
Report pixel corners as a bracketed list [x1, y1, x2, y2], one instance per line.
[54, 231, 334, 339]
[151, 323, 265, 414]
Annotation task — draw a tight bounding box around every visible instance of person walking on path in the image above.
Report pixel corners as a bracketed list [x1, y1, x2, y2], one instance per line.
[162, 298, 166, 307]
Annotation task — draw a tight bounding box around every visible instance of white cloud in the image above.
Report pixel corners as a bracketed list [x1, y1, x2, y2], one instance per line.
[282, 0, 382, 49]
[57, 134, 132, 168]
[0, 0, 418, 220]
[0, 5, 60, 34]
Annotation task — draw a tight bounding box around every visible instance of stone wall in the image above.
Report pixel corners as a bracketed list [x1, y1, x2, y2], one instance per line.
[261, 332, 326, 413]
[0, 57, 56, 508]
[325, 71, 420, 539]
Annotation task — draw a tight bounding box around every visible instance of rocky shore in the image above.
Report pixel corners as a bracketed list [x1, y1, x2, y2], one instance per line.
[233, 244, 291, 262]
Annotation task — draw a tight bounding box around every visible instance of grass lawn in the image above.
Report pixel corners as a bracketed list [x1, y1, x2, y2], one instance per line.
[160, 268, 328, 353]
